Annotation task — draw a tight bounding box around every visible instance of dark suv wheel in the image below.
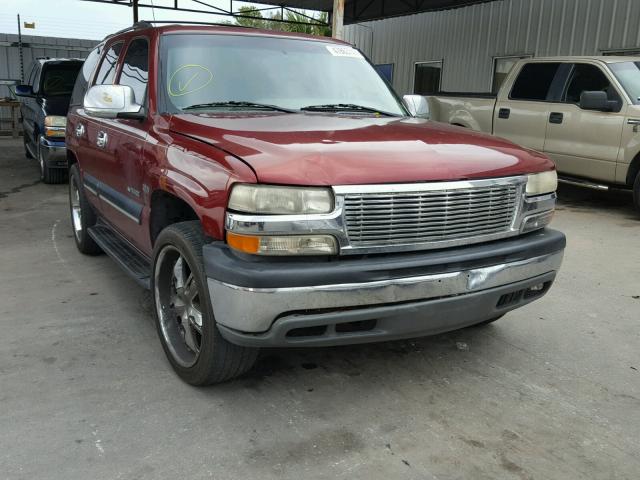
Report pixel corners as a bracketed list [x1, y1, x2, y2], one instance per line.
[151, 221, 258, 385]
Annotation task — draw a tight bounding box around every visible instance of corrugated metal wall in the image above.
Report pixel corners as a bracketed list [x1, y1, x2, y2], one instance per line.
[0, 34, 98, 133]
[344, 0, 640, 95]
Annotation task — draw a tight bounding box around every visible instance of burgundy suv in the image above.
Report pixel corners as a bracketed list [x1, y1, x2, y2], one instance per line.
[66, 23, 565, 385]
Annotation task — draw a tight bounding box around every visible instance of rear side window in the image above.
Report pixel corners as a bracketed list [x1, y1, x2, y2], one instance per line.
[94, 42, 124, 85]
[41, 63, 82, 96]
[510, 63, 561, 101]
[118, 38, 149, 105]
[70, 45, 102, 106]
[563, 63, 621, 104]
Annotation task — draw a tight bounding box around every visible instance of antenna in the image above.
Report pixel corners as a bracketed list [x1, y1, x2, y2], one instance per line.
[149, 0, 157, 21]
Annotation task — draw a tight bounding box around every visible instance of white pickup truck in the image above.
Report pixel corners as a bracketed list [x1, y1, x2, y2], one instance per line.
[427, 57, 640, 211]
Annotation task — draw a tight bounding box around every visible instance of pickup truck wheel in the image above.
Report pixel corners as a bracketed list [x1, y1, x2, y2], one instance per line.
[68, 164, 102, 255]
[633, 172, 640, 214]
[152, 221, 258, 385]
[38, 135, 66, 184]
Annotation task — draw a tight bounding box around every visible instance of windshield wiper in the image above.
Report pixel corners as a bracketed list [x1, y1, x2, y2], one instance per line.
[183, 101, 295, 113]
[300, 103, 398, 117]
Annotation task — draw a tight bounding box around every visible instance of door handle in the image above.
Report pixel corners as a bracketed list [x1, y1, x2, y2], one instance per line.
[75, 124, 85, 138]
[96, 131, 108, 148]
[498, 108, 510, 119]
[549, 112, 564, 124]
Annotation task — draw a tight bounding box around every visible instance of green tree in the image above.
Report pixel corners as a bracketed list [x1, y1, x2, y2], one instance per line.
[234, 7, 330, 37]
[235, 6, 267, 29]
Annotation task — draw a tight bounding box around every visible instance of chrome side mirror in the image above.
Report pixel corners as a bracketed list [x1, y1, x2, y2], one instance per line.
[84, 84, 144, 119]
[403, 94, 430, 119]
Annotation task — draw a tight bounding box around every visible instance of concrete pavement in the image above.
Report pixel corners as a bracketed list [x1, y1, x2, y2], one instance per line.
[1, 137, 639, 479]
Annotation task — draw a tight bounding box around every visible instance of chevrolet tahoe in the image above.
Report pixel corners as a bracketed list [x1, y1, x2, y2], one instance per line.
[65, 23, 566, 385]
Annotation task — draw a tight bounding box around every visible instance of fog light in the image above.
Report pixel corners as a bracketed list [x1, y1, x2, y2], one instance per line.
[227, 232, 337, 256]
[521, 210, 554, 233]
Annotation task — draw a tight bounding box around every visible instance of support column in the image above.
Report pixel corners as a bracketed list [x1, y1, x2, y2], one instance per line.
[133, 0, 139, 23]
[332, 0, 345, 40]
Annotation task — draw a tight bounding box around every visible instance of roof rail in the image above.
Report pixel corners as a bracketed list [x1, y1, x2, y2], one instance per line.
[138, 19, 257, 29]
[102, 21, 154, 40]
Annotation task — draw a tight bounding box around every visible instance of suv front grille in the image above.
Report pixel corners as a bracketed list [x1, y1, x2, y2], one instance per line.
[343, 183, 520, 248]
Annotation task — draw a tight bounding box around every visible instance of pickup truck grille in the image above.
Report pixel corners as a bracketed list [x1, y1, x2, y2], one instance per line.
[343, 183, 520, 249]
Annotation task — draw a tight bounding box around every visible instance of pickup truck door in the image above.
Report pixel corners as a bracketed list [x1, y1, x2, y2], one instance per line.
[96, 37, 150, 249]
[493, 62, 564, 152]
[542, 63, 626, 183]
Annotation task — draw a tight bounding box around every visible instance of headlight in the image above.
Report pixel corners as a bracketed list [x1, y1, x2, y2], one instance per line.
[227, 232, 337, 256]
[526, 170, 557, 196]
[44, 115, 66, 138]
[228, 184, 334, 215]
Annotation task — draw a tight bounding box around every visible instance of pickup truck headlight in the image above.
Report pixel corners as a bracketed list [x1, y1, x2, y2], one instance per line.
[526, 170, 557, 196]
[228, 184, 334, 215]
[44, 115, 67, 138]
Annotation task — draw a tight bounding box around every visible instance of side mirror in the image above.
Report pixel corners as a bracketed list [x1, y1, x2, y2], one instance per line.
[579, 91, 618, 112]
[84, 84, 144, 119]
[403, 94, 430, 118]
[14, 84, 34, 97]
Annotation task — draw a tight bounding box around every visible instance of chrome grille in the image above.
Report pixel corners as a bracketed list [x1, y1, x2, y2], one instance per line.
[343, 183, 520, 248]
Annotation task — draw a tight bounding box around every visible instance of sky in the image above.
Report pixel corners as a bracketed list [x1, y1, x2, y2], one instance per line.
[0, 0, 311, 40]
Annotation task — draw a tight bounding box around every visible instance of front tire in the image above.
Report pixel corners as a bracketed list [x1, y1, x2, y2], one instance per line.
[68, 164, 102, 255]
[633, 171, 640, 214]
[151, 221, 258, 385]
[38, 135, 66, 184]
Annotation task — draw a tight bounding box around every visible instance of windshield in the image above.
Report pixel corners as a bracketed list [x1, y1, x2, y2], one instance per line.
[160, 33, 406, 115]
[41, 64, 82, 96]
[609, 61, 640, 105]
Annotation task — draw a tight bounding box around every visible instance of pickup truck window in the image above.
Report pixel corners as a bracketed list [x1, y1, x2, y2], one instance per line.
[510, 63, 561, 101]
[95, 42, 123, 86]
[159, 34, 405, 116]
[70, 45, 102, 106]
[610, 61, 640, 105]
[563, 63, 621, 104]
[118, 38, 149, 105]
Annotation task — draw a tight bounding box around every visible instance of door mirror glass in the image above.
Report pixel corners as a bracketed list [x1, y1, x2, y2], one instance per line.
[14, 84, 34, 97]
[579, 91, 617, 111]
[83, 84, 144, 119]
[403, 95, 430, 118]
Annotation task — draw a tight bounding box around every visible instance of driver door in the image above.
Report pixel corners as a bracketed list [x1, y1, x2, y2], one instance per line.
[543, 62, 627, 182]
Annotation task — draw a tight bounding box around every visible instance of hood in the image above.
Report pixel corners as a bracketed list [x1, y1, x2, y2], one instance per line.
[38, 95, 72, 117]
[169, 113, 553, 186]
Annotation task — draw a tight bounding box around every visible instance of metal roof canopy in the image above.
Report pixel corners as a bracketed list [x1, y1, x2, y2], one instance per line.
[82, 0, 496, 26]
[257, 0, 497, 24]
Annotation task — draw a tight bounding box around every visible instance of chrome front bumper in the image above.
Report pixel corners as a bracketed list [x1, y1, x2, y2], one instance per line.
[207, 245, 564, 347]
[39, 137, 67, 169]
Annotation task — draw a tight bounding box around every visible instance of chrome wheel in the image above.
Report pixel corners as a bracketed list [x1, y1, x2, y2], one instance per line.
[154, 246, 204, 368]
[70, 179, 82, 240]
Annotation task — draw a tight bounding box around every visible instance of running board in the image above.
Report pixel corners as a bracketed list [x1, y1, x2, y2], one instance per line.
[88, 223, 151, 290]
[558, 176, 609, 191]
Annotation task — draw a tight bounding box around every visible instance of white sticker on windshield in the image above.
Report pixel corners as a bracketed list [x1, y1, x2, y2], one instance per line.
[326, 45, 362, 58]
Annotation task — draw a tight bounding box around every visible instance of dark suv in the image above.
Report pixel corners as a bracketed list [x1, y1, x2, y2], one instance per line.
[16, 58, 83, 183]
